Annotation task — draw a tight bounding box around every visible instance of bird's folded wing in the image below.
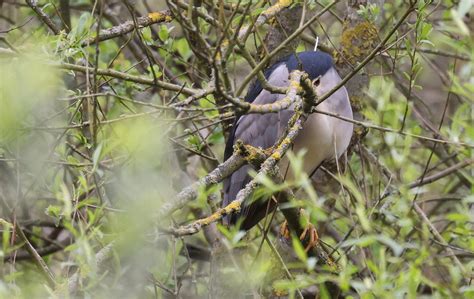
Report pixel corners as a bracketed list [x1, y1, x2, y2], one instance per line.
[223, 90, 296, 227]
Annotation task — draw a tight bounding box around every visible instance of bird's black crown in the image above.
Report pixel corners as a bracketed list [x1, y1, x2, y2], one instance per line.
[245, 50, 334, 103]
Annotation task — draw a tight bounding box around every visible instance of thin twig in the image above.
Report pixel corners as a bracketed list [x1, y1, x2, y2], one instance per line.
[58, 63, 198, 96]
[312, 108, 474, 148]
[408, 159, 473, 188]
[14, 224, 57, 286]
[412, 203, 470, 277]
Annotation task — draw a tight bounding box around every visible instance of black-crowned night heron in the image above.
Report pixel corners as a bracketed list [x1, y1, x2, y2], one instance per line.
[223, 50, 353, 233]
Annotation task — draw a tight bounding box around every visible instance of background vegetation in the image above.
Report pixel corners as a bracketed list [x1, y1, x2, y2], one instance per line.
[0, 0, 472, 298]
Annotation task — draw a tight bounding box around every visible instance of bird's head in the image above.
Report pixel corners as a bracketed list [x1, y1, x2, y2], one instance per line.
[282, 50, 339, 98]
[244, 50, 347, 107]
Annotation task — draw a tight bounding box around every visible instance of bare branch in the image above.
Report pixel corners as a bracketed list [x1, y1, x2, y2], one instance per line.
[25, 0, 61, 34]
[66, 242, 115, 294]
[312, 108, 474, 148]
[408, 159, 473, 188]
[58, 63, 199, 96]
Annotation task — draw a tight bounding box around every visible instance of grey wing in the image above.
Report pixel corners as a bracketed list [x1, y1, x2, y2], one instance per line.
[223, 91, 289, 227]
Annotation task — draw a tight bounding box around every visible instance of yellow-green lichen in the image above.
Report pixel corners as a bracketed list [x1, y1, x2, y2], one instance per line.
[271, 152, 281, 160]
[289, 80, 302, 92]
[148, 12, 173, 23]
[336, 21, 378, 65]
[223, 200, 241, 214]
[263, 0, 293, 17]
[197, 200, 241, 226]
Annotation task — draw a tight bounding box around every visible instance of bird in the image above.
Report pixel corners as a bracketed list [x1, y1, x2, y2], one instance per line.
[222, 50, 353, 232]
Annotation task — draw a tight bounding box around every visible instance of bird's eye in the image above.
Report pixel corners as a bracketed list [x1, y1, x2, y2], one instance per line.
[312, 76, 321, 87]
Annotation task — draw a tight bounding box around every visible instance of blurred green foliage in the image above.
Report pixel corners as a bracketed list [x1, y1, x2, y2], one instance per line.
[0, 0, 473, 298]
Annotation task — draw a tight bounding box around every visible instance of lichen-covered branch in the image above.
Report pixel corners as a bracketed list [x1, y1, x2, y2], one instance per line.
[81, 11, 173, 47]
[170, 71, 315, 236]
[65, 242, 115, 295]
[158, 153, 246, 218]
[237, 0, 293, 40]
[170, 118, 305, 236]
[216, 71, 312, 114]
[246, 71, 303, 113]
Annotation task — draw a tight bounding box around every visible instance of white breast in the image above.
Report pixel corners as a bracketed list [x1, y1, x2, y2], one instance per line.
[281, 67, 353, 177]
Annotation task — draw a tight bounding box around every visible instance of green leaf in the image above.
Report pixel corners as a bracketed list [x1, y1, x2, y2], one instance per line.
[376, 235, 404, 256]
[73, 12, 92, 39]
[92, 142, 103, 172]
[450, 9, 470, 35]
[45, 205, 62, 219]
[175, 38, 192, 60]
[141, 27, 153, 44]
[342, 235, 377, 249]
[291, 235, 307, 262]
[446, 213, 471, 222]
[158, 25, 170, 41]
[420, 23, 432, 40]
[186, 134, 202, 151]
[1, 219, 12, 254]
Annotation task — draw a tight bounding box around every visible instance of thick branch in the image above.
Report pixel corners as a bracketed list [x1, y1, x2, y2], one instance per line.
[246, 71, 303, 113]
[158, 153, 245, 218]
[170, 116, 305, 236]
[66, 242, 115, 294]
